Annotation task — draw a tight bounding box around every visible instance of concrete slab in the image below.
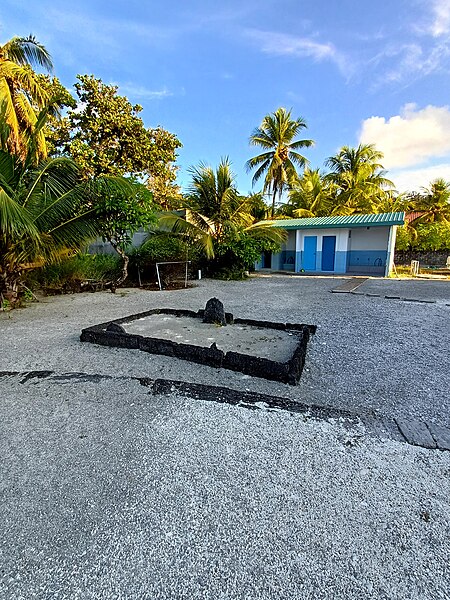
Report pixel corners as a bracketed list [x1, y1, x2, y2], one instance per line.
[331, 278, 368, 293]
[427, 422, 450, 451]
[123, 314, 299, 361]
[395, 419, 437, 449]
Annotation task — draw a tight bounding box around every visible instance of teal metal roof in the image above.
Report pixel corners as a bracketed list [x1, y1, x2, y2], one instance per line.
[268, 212, 405, 230]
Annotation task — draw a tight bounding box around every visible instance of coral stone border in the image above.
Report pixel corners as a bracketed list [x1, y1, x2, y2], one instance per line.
[80, 308, 316, 385]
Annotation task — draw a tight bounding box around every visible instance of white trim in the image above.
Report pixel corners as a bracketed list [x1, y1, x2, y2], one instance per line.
[385, 225, 397, 277]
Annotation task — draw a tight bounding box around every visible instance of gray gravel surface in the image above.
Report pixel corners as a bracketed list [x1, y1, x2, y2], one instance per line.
[358, 278, 450, 303]
[1, 276, 449, 425]
[1, 374, 450, 600]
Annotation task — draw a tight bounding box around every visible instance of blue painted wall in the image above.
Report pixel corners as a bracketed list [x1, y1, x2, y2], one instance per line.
[347, 250, 387, 268]
[280, 250, 296, 269]
[334, 251, 347, 273]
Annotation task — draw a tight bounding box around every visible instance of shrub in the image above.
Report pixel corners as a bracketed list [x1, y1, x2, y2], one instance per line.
[395, 222, 450, 251]
[25, 253, 121, 292]
[211, 233, 281, 279]
[128, 233, 202, 285]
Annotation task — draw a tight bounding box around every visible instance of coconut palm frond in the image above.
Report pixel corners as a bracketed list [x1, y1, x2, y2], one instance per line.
[1, 36, 53, 71]
[158, 212, 214, 258]
[0, 186, 38, 237]
[245, 221, 287, 244]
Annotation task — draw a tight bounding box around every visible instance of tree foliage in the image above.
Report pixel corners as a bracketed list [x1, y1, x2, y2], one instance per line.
[91, 179, 156, 288]
[160, 158, 285, 277]
[0, 35, 55, 162]
[246, 108, 314, 217]
[409, 178, 450, 224]
[284, 168, 336, 217]
[324, 144, 394, 214]
[0, 148, 99, 304]
[50, 75, 181, 192]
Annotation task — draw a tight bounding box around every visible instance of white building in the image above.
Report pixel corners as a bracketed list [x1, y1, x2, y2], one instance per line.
[256, 212, 405, 277]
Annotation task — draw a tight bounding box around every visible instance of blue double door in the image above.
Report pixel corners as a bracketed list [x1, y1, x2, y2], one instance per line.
[302, 235, 336, 271]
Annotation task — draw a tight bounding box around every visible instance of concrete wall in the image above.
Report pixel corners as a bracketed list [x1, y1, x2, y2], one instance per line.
[347, 226, 390, 274]
[278, 231, 296, 271]
[295, 228, 350, 274]
[88, 230, 149, 255]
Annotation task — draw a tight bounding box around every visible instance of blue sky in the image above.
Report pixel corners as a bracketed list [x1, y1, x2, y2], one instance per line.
[2, 0, 450, 195]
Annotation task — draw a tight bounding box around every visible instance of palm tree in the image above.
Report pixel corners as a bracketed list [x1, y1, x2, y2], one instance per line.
[283, 168, 336, 218]
[246, 108, 314, 217]
[411, 178, 450, 224]
[0, 148, 103, 305]
[0, 35, 53, 162]
[325, 144, 394, 214]
[159, 158, 284, 271]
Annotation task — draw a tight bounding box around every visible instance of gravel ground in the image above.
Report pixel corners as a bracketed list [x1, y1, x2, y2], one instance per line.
[357, 278, 450, 303]
[1, 374, 450, 600]
[1, 275, 450, 599]
[1, 275, 449, 425]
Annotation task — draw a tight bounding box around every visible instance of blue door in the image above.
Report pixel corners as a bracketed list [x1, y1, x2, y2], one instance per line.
[322, 236, 336, 271]
[303, 236, 317, 270]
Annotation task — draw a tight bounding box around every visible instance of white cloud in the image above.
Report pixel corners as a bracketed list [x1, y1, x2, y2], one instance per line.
[359, 104, 450, 169]
[390, 163, 450, 193]
[369, 41, 450, 89]
[244, 29, 349, 74]
[119, 85, 174, 101]
[429, 0, 450, 37]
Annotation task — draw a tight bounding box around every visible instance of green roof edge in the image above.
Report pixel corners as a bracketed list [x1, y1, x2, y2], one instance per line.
[268, 212, 405, 230]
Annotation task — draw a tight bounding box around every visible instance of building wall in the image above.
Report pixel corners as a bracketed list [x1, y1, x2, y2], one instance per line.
[255, 225, 394, 275]
[295, 228, 349, 274]
[278, 231, 297, 270]
[347, 226, 390, 274]
[88, 229, 148, 255]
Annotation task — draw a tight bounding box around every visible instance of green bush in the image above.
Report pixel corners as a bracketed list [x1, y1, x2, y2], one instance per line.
[415, 223, 450, 251]
[395, 225, 412, 251]
[128, 233, 202, 284]
[25, 253, 121, 291]
[210, 232, 281, 280]
[131, 233, 190, 264]
[395, 222, 450, 251]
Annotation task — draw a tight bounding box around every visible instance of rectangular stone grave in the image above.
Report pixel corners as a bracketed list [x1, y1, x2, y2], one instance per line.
[80, 303, 316, 385]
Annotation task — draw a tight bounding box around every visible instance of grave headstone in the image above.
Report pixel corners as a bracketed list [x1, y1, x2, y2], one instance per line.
[203, 297, 227, 326]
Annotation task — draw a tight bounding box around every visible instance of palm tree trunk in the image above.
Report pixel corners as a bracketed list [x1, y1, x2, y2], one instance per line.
[110, 243, 129, 293]
[271, 185, 278, 218]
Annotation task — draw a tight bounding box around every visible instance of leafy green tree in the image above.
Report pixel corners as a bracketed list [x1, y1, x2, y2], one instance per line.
[325, 144, 394, 214]
[396, 222, 450, 251]
[0, 121, 151, 303]
[92, 180, 156, 289]
[415, 222, 450, 250]
[50, 75, 181, 187]
[283, 168, 336, 217]
[0, 35, 53, 162]
[47, 75, 176, 283]
[246, 107, 314, 217]
[374, 191, 410, 214]
[160, 158, 285, 277]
